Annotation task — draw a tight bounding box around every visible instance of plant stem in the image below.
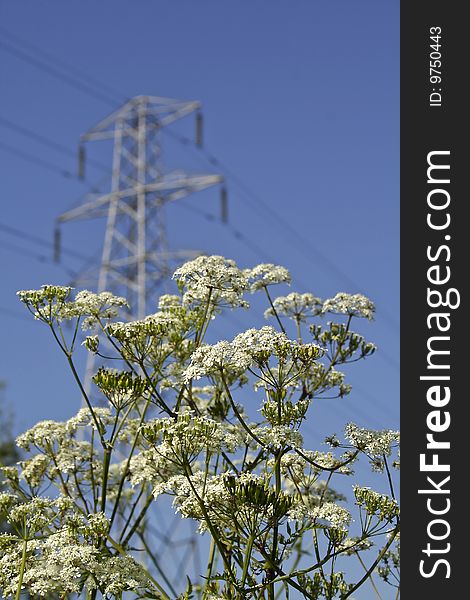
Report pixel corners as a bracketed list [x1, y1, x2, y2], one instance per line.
[342, 525, 400, 599]
[205, 536, 217, 587]
[100, 446, 112, 513]
[121, 493, 154, 547]
[268, 450, 282, 599]
[66, 354, 106, 447]
[355, 551, 383, 600]
[138, 531, 178, 598]
[109, 399, 151, 529]
[220, 373, 266, 448]
[15, 537, 27, 600]
[106, 534, 172, 600]
[241, 531, 256, 588]
[195, 287, 213, 346]
[264, 287, 286, 334]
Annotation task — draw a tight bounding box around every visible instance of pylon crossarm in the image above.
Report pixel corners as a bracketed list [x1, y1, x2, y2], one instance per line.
[81, 97, 201, 142]
[58, 194, 114, 222]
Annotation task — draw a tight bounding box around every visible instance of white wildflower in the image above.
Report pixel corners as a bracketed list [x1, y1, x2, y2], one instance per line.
[255, 425, 303, 449]
[90, 555, 152, 595]
[184, 327, 323, 383]
[17, 286, 73, 319]
[141, 411, 238, 459]
[353, 486, 399, 522]
[322, 293, 375, 320]
[288, 500, 351, 530]
[231, 326, 290, 357]
[173, 255, 249, 308]
[265, 292, 322, 320]
[20, 454, 50, 488]
[183, 340, 250, 382]
[158, 293, 181, 310]
[246, 263, 291, 291]
[345, 423, 400, 458]
[16, 420, 68, 451]
[60, 290, 128, 328]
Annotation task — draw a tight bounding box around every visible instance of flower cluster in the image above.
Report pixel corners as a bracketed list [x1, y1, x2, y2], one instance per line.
[288, 499, 352, 531]
[141, 411, 238, 462]
[16, 408, 113, 452]
[173, 255, 249, 308]
[61, 290, 129, 329]
[9, 255, 399, 598]
[92, 368, 149, 409]
[345, 423, 400, 458]
[154, 471, 293, 534]
[16, 286, 128, 328]
[265, 292, 322, 321]
[353, 486, 399, 522]
[245, 263, 291, 291]
[322, 292, 375, 320]
[184, 326, 324, 383]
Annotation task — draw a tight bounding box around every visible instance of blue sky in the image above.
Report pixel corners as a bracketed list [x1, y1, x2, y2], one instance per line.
[0, 2, 399, 593]
[0, 0, 399, 428]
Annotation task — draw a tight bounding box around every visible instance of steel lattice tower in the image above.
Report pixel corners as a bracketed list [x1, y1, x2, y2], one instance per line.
[58, 95, 223, 389]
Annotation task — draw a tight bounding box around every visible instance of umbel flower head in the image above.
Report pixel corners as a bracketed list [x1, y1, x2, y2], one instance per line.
[173, 255, 250, 307]
[322, 292, 375, 320]
[17, 286, 128, 328]
[245, 263, 291, 291]
[183, 326, 324, 382]
[265, 292, 322, 321]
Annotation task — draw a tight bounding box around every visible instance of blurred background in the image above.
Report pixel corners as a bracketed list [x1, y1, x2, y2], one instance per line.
[0, 1, 399, 596]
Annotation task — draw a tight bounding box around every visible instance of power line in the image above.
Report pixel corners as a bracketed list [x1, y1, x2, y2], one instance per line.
[0, 26, 129, 102]
[0, 221, 89, 262]
[0, 141, 400, 376]
[0, 116, 109, 173]
[162, 128, 400, 332]
[178, 202, 274, 263]
[1, 30, 399, 335]
[0, 140, 76, 179]
[0, 39, 117, 107]
[0, 239, 77, 277]
[1, 30, 399, 349]
[0, 139, 108, 194]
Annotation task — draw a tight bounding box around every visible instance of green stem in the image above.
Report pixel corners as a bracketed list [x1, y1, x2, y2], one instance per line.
[15, 537, 28, 600]
[312, 314, 352, 394]
[109, 399, 151, 529]
[264, 287, 286, 334]
[268, 451, 282, 598]
[205, 536, 217, 587]
[138, 531, 178, 598]
[66, 354, 106, 447]
[355, 551, 383, 600]
[106, 534, 172, 600]
[295, 317, 302, 343]
[121, 493, 154, 548]
[46, 322, 105, 444]
[181, 459, 236, 585]
[342, 525, 400, 599]
[100, 447, 111, 513]
[383, 455, 396, 500]
[220, 372, 266, 448]
[241, 531, 257, 588]
[195, 287, 213, 347]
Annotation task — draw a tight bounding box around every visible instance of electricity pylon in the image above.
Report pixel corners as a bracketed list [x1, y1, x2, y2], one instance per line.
[58, 95, 223, 318]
